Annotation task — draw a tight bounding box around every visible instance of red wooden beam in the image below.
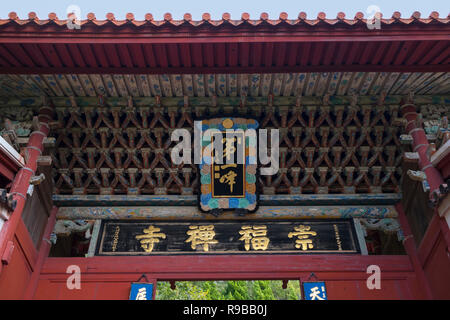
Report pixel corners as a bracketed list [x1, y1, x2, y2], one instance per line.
[393, 41, 417, 65]
[322, 42, 336, 66]
[311, 42, 325, 66]
[250, 42, 263, 67]
[67, 44, 86, 68]
[166, 44, 180, 68]
[78, 44, 98, 68]
[417, 41, 448, 65]
[203, 43, 214, 68]
[141, 44, 157, 68]
[370, 41, 389, 65]
[401, 103, 445, 197]
[274, 42, 287, 67]
[116, 44, 133, 68]
[38, 255, 414, 281]
[345, 42, 361, 65]
[191, 43, 203, 67]
[227, 43, 238, 67]
[179, 43, 192, 67]
[22, 44, 49, 67]
[395, 203, 434, 299]
[286, 42, 299, 67]
[54, 44, 75, 68]
[239, 42, 249, 67]
[333, 42, 348, 66]
[90, 44, 109, 68]
[0, 64, 448, 75]
[23, 206, 58, 300]
[404, 41, 434, 65]
[39, 44, 63, 68]
[0, 105, 53, 274]
[215, 43, 226, 67]
[0, 44, 21, 66]
[3, 44, 34, 67]
[0, 28, 449, 44]
[128, 44, 147, 68]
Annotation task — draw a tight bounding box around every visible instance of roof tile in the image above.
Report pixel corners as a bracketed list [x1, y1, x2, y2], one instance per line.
[0, 11, 448, 28]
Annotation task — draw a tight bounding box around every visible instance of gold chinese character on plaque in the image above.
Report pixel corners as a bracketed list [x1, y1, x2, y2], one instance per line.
[288, 225, 317, 251]
[185, 225, 218, 252]
[238, 225, 270, 251]
[135, 225, 166, 253]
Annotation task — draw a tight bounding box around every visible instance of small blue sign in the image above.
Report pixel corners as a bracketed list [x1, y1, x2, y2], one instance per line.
[303, 282, 327, 300]
[129, 283, 154, 300]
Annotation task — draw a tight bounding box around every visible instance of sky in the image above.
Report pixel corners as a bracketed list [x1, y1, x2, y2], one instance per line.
[0, 0, 448, 20]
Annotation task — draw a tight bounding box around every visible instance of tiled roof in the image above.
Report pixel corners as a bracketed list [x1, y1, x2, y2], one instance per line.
[1, 11, 449, 27]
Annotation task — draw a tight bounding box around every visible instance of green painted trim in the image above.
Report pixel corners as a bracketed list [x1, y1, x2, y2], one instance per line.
[1, 95, 449, 108]
[52, 193, 402, 207]
[56, 205, 398, 220]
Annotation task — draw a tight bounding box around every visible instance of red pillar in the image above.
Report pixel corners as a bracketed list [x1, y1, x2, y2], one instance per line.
[0, 105, 53, 273]
[400, 103, 445, 205]
[395, 202, 434, 299]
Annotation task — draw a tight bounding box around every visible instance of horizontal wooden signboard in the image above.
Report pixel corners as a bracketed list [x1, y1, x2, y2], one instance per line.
[95, 219, 360, 255]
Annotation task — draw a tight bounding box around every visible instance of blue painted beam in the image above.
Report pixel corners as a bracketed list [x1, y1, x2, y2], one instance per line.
[53, 193, 402, 207]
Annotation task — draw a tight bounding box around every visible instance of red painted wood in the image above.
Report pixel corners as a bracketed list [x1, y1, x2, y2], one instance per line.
[419, 212, 450, 299]
[370, 41, 389, 65]
[203, 43, 214, 68]
[227, 43, 238, 67]
[22, 44, 49, 67]
[322, 42, 336, 66]
[54, 44, 75, 68]
[179, 43, 192, 67]
[418, 41, 448, 65]
[67, 44, 87, 68]
[274, 42, 286, 67]
[78, 44, 97, 68]
[15, 219, 38, 268]
[345, 42, 361, 65]
[0, 106, 52, 275]
[142, 44, 157, 68]
[0, 152, 21, 182]
[1, 27, 449, 44]
[154, 44, 169, 68]
[311, 43, 324, 66]
[0, 44, 21, 66]
[116, 44, 133, 68]
[91, 44, 109, 68]
[31, 254, 423, 300]
[286, 42, 299, 67]
[215, 43, 226, 67]
[333, 42, 348, 66]
[4, 44, 34, 67]
[166, 44, 180, 68]
[23, 206, 58, 299]
[395, 202, 434, 299]
[39, 44, 63, 68]
[191, 43, 203, 67]
[263, 42, 273, 67]
[393, 41, 417, 65]
[0, 236, 32, 299]
[401, 104, 445, 195]
[239, 42, 249, 67]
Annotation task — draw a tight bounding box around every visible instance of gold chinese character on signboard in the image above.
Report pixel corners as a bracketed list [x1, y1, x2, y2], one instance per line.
[288, 225, 317, 251]
[219, 170, 237, 192]
[185, 225, 218, 252]
[239, 225, 270, 251]
[222, 137, 240, 161]
[135, 225, 166, 252]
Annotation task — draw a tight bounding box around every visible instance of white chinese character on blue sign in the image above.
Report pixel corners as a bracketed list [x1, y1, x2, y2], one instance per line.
[129, 283, 154, 300]
[303, 282, 327, 300]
